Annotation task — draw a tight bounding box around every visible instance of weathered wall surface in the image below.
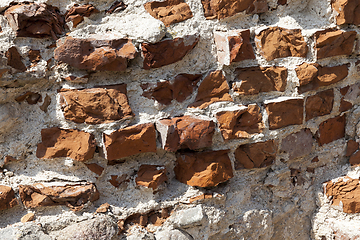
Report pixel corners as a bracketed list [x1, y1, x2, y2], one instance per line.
[0, 0, 359, 239]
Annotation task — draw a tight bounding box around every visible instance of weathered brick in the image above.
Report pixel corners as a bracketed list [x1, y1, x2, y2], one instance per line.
[255, 26, 308, 61]
[135, 165, 168, 190]
[144, 0, 193, 27]
[316, 115, 346, 146]
[305, 89, 334, 121]
[331, 0, 360, 26]
[36, 127, 96, 162]
[142, 35, 198, 69]
[233, 66, 287, 95]
[234, 140, 277, 169]
[156, 115, 215, 152]
[339, 83, 360, 112]
[216, 104, 263, 140]
[346, 139, 359, 157]
[59, 84, 133, 125]
[0, 185, 18, 211]
[6, 47, 26, 72]
[103, 123, 157, 164]
[188, 70, 233, 109]
[174, 150, 233, 187]
[65, 4, 99, 28]
[280, 129, 314, 160]
[315, 29, 356, 59]
[265, 98, 304, 130]
[85, 163, 104, 176]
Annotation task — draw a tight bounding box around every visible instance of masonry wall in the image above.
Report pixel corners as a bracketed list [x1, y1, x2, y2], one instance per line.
[0, 0, 359, 239]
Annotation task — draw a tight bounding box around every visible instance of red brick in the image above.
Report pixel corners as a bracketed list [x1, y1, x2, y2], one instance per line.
[316, 115, 346, 146]
[135, 165, 168, 190]
[331, 0, 360, 25]
[305, 89, 334, 121]
[65, 4, 99, 28]
[0, 185, 18, 211]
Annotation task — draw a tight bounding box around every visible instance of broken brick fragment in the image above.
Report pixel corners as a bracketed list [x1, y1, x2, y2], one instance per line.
[305, 89, 334, 121]
[65, 4, 99, 28]
[106, 1, 127, 13]
[331, 0, 360, 26]
[316, 115, 346, 146]
[15, 92, 42, 105]
[6, 47, 26, 72]
[135, 165, 168, 190]
[346, 140, 359, 157]
[0, 185, 18, 211]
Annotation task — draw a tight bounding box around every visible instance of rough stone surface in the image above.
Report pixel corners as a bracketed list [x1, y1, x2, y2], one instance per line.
[59, 85, 133, 124]
[142, 35, 198, 69]
[54, 37, 137, 71]
[156, 116, 215, 152]
[144, 0, 193, 27]
[135, 165, 168, 190]
[265, 98, 304, 130]
[65, 4, 99, 28]
[189, 70, 233, 109]
[174, 205, 204, 228]
[305, 89, 334, 121]
[103, 123, 157, 163]
[255, 27, 308, 61]
[201, 0, 268, 20]
[216, 104, 263, 140]
[234, 140, 277, 169]
[331, 0, 360, 26]
[280, 129, 314, 160]
[0, 185, 18, 211]
[316, 115, 346, 146]
[36, 127, 96, 162]
[174, 150, 234, 187]
[6, 47, 26, 72]
[315, 29, 357, 59]
[155, 229, 192, 240]
[233, 66, 287, 95]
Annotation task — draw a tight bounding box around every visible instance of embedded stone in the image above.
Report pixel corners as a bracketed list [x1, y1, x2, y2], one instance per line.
[59, 84, 133, 125]
[331, 0, 360, 26]
[278, 0, 287, 5]
[340, 86, 354, 112]
[135, 165, 168, 190]
[189, 70, 233, 109]
[214, 29, 255, 65]
[255, 27, 308, 61]
[18, 183, 99, 211]
[280, 129, 314, 160]
[109, 174, 129, 188]
[85, 163, 104, 176]
[142, 35, 198, 69]
[315, 29, 356, 59]
[106, 1, 127, 13]
[144, 0, 193, 27]
[96, 203, 110, 213]
[216, 104, 263, 140]
[296, 63, 348, 93]
[234, 140, 277, 169]
[201, 0, 268, 20]
[350, 150, 360, 166]
[174, 150, 234, 187]
[265, 98, 304, 130]
[325, 177, 360, 213]
[15, 92, 42, 105]
[4, 3, 64, 39]
[316, 115, 346, 146]
[65, 4, 99, 28]
[346, 139, 359, 157]
[6, 47, 26, 72]
[36, 127, 96, 162]
[233, 66, 287, 95]
[28, 50, 41, 63]
[0, 185, 18, 211]
[40, 94, 51, 113]
[103, 123, 157, 164]
[54, 37, 137, 71]
[21, 213, 35, 223]
[141, 73, 202, 105]
[305, 89, 334, 121]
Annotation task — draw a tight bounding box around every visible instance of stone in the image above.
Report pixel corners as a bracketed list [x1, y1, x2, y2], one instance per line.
[135, 165, 168, 190]
[350, 150, 360, 166]
[255, 27, 308, 61]
[15, 92, 42, 105]
[0, 185, 18, 210]
[59, 84, 133, 124]
[305, 89, 334, 121]
[346, 139, 359, 157]
[4, 155, 17, 165]
[331, 0, 360, 26]
[234, 140, 277, 169]
[65, 4, 99, 28]
[156, 115, 215, 152]
[216, 104, 263, 140]
[296, 63, 348, 93]
[36, 127, 96, 162]
[106, 1, 127, 13]
[96, 203, 110, 213]
[280, 129, 314, 160]
[155, 229, 192, 240]
[28, 50, 41, 63]
[4, 3, 64, 39]
[109, 174, 129, 188]
[0, 223, 51, 240]
[188, 70, 233, 109]
[54, 37, 137, 71]
[233, 66, 287, 95]
[201, 0, 268, 20]
[144, 0, 193, 27]
[39, 94, 51, 113]
[142, 35, 198, 69]
[265, 98, 304, 130]
[6, 47, 26, 72]
[316, 115, 346, 146]
[21, 213, 35, 223]
[214, 29, 255, 65]
[103, 123, 157, 164]
[174, 205, 204, 228]
[278, 0, 287, 5]
[315, 29, 356, 59]
[141, 74, 202, 105]
[325, 177, 360, 213]
[174, 150, 234, 187]
[85, 163, 104, 176]
[50, 216, 117, 240]
[19, 183, 99, 211]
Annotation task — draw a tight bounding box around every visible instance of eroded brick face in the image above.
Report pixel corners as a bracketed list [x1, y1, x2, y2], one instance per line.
[280, 129, 314, 160]
[135, 165, 168, 190]
[316, 115, 346, 146]
[305, 89, 334, 121]
[331, 0, 360, 26]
